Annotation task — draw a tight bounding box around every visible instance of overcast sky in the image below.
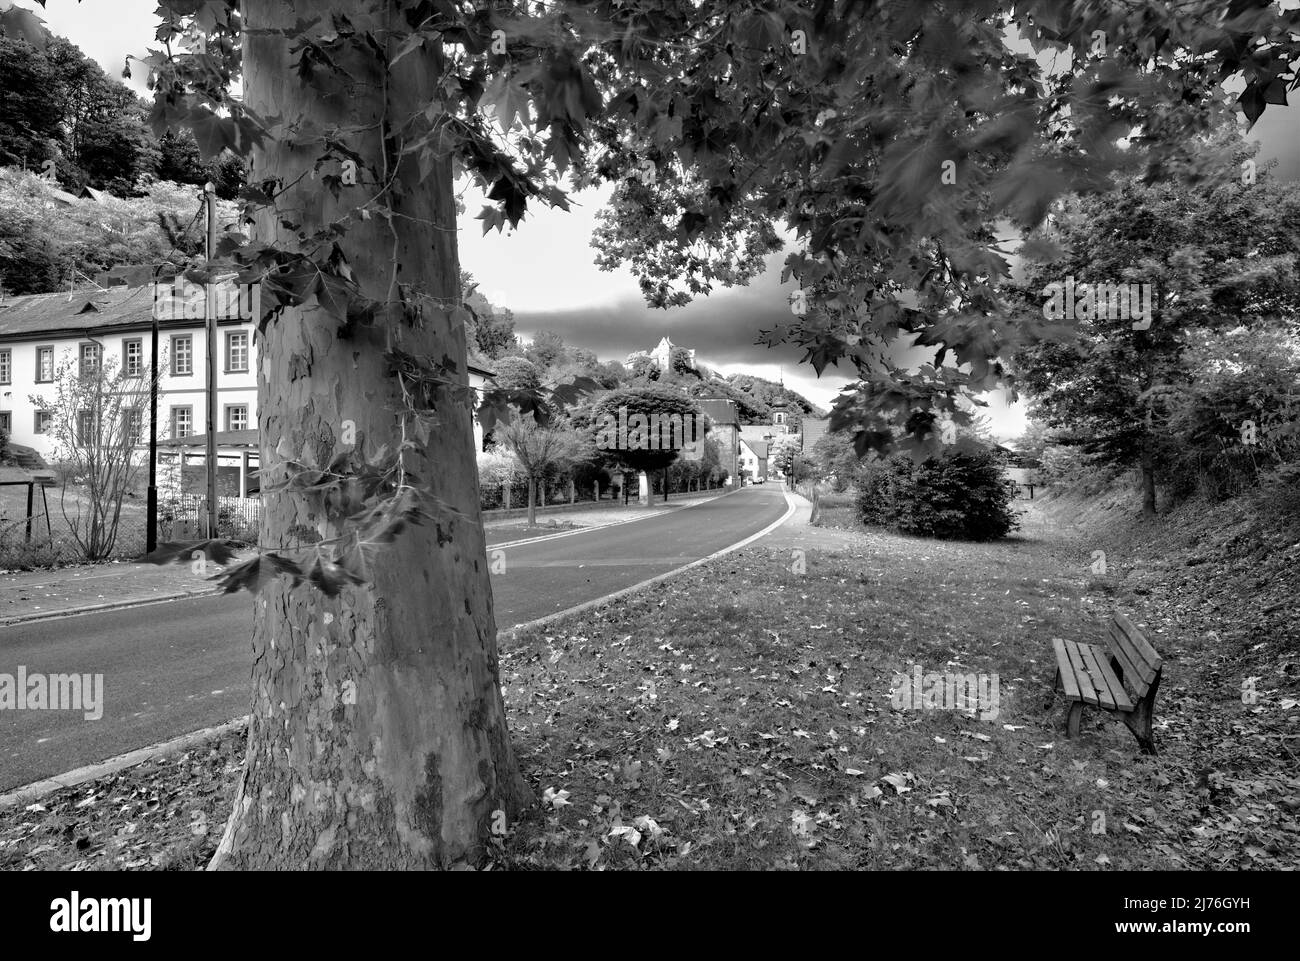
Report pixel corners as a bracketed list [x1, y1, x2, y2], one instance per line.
[18, 0, 1300, 438]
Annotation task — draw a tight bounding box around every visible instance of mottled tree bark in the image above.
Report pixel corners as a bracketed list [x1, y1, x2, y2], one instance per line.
[210, 0, 529, 870]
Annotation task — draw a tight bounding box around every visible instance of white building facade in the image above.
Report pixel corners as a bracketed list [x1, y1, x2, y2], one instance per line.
[0, 284, 258, 466]
[2, 283, 496, 495]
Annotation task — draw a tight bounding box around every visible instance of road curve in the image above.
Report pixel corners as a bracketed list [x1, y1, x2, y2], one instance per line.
[0, 485, 789, 791]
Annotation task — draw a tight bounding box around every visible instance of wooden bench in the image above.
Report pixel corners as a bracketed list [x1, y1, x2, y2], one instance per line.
[1051, 612, 1163, 754]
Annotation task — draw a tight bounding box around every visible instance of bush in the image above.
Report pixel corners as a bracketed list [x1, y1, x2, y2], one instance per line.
[855, 449, 1020, 541]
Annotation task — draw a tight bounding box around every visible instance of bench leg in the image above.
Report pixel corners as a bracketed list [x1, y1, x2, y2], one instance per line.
[1047, 668, 1063, 709]
[1065, 701, 1083, 737]
[1121, 672, 1160, 755]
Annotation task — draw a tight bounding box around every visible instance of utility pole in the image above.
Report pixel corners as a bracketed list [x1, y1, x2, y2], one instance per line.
[204, 183, 218, 540]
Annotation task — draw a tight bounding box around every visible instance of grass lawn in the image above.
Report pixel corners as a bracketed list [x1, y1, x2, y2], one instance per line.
[0, 483, 150, 567]
[1, 497, 1295, 870]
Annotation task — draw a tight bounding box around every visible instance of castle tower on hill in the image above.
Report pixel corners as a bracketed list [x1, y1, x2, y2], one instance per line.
[624, 335, 695, 372]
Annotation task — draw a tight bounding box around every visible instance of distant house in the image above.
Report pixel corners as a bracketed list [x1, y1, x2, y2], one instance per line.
[466, 359, 495, 452]
[800, 414, 830, 451]
[739, 436, 769, 482]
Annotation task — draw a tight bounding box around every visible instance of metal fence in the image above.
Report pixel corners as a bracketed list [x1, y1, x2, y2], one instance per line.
[161, 493, 261, 544]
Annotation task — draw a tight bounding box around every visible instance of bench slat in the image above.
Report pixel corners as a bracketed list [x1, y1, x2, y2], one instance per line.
[1109, 621, 1159, 677]
[1113, 612, 1161, 671]
[1053, 638, 1083, 702]
[1107, 621, 1158, 690]
[1078, 644, 1119, 709]
[1104, 625, 1149, 693]
[1085, 644, 1134, 712]
[1064, 641, 1100, 706]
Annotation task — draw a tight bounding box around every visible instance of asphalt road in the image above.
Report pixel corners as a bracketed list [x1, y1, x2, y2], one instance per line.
[0, 485, 790, 791]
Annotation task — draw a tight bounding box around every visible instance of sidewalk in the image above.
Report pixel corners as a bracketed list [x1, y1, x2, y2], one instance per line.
[0, 557, 231, 627]
[482, 489, 729, 543]
[1, 490, 736, 626]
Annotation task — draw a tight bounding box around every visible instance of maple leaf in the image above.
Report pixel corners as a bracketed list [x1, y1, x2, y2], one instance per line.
[209, 553, 304, 595]
[541, 787, 571, 809]
[141, 539, 239, 567]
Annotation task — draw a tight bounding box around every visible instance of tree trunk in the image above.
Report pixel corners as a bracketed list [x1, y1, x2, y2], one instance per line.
[527, 476, 537, 526]
[1140, 441, 1157, 518]
[211, 1, 529, 870]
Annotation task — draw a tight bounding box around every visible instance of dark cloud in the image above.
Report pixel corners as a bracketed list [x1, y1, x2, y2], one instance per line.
[513, 253, 811, 372]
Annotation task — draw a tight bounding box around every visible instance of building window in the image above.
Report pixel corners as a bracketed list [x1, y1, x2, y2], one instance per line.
[171, 335, 193, 376]
[171, 406, 193, 438]
[225, 404, 248, 432]
[123, 338, 143, 376]
[76, 410, 95, 446]
[79, 343, 100, 379]
[0, 348, 10, 385]
[226, 331, 249, 373]
[36, 346, 54, 383]
[34, 410, 53, 434]
[0, 411, 11, 435]
[124, 408, 143, 443]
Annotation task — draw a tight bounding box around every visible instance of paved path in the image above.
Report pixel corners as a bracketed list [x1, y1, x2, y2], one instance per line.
[0, 486, 789, 790]
[0, 491, 728, 624]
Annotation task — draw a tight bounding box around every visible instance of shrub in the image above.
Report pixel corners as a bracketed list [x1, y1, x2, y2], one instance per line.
[855, 449, 1020, 541]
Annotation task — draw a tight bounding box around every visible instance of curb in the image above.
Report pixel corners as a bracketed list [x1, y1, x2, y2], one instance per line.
[0, 588, 221, 628]
[0, 716, 250, 810]
[488, 488, 738, 551]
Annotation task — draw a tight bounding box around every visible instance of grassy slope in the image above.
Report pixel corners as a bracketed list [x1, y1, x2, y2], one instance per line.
[1, 480, 1296, 870]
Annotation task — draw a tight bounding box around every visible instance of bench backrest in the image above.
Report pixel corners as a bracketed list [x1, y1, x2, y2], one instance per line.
[1105, 612, 1162, 697]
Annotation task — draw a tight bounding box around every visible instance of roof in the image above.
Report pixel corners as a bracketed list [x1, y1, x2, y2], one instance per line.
[0, 284, 249, 340]
[739, 424, 781, 446]
[695, 397, 739, 427]
[163, 429, 260, 449]
[800, 415, 831, 448]
[741, 438, 769, 459]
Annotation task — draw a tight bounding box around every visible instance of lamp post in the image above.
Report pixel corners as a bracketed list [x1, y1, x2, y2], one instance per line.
[204, 183, 218, 540]
[146, 311, 159, 552]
